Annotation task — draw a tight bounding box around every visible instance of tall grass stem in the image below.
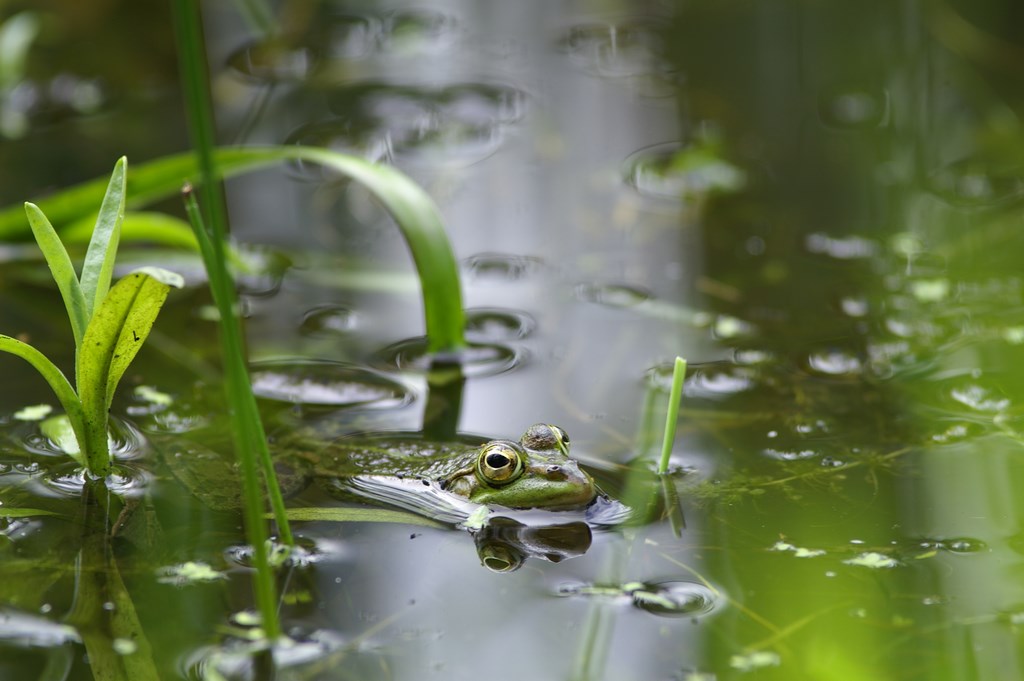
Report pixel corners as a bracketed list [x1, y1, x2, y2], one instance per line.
[173, 0, 287, 639]
[657, 357, 687, 474]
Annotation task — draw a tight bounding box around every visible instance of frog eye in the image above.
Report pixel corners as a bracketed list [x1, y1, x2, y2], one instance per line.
[549, 425, 570, 454]
[476, 441, 525, 486]
[521, 423, 571, 455]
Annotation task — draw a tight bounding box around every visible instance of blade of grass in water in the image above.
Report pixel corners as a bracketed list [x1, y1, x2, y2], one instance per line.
[657, 357, 687, 474]
[0, 146, 467, 354]
[173, 0, 285, 641]
[174, 0, 293, 551]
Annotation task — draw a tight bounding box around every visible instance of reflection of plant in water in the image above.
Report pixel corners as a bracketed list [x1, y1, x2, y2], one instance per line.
[0, 158, 182, 478]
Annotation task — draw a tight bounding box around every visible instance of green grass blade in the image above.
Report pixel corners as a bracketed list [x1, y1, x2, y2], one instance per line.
[0, 146, 467, 353]
[174, 0, 286, 640]
[0, 508, 60, 518]
[280, 507, 446, 529]
[273, 147, 465, 353]
[0, 335, 88, 465]
[657, 357, 687, 474]
[183, 188, 294, 546]
[79, 156, 127, 321]
[23, 202, 87, 347]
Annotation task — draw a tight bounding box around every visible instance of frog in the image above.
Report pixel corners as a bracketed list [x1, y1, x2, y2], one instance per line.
[160, 422, 598, 517]
[293, 423, 597, 511]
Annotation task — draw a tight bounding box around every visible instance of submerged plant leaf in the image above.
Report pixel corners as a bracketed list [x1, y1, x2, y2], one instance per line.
[13, 403, 51, 421]
[156, 561, 227, 586]
[79, 156, 127, 322]
[0, 508, 60, 518]
[40, 414, 81, 460]
[24, 202, 88, 346]
[133, 385, 173, 406]
[730, 651, 781, 671]
[281, 507, 446, 529]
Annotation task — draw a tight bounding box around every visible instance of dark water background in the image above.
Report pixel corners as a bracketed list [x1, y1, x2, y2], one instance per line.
[2, 0, 1024, 679]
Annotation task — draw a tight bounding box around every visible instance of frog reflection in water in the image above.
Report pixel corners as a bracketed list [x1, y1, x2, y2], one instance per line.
[296, 423, 597, 512]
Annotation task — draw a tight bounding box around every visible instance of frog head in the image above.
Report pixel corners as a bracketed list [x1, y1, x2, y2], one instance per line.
[444, 424, 596, 509]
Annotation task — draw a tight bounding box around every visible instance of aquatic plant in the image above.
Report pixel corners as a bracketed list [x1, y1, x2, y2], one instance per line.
[0, 158, 182, 478]
[658, 356, 688, 474]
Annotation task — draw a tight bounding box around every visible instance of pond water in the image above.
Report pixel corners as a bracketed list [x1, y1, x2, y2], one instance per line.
[2, 0, 1024, 679]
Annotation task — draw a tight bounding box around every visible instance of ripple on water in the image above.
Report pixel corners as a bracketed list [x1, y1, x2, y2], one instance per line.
[374, 338, 522, 377]
[226, 535, 331, 569]
[558, 20, 675, 93]
[250, 359, 413, 409]
[464, 308, 536, 342]
[0, 609, 80, 647]
[911, 537, 987, 555]
[298, 80, 527, 168]
[575, 282, 652, 308]
[462, 253, 544, 281]
[299, 304, 358, 337]
[557, 580, 719, 618]
[226, 39, 317, 81]
[805, 348, 863, 377]
[41, 463, 150, 499]
[649, 361, 757, 398]
[382, 8, 460, 53]
[927, 158, 1024, 208]
[185, 626, 348, 681]
[15, 415, 146, 461]
[624, 142, 746, 201]
[227, 10, 456, 81]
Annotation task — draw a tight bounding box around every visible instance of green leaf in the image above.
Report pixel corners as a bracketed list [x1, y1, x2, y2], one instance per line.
[64, 210, 201, 251]
[76, 269, 181, 473]
[24, 202, 88, 347]
[0, 146, 467, 354]
[279, 507, 446, 529]
[78, 269, 181, 414]
[0, 507, 60, 518]
[80, 157, 127, 322]
[13, 403, 52, 421]
[40, 413, 82, 461]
